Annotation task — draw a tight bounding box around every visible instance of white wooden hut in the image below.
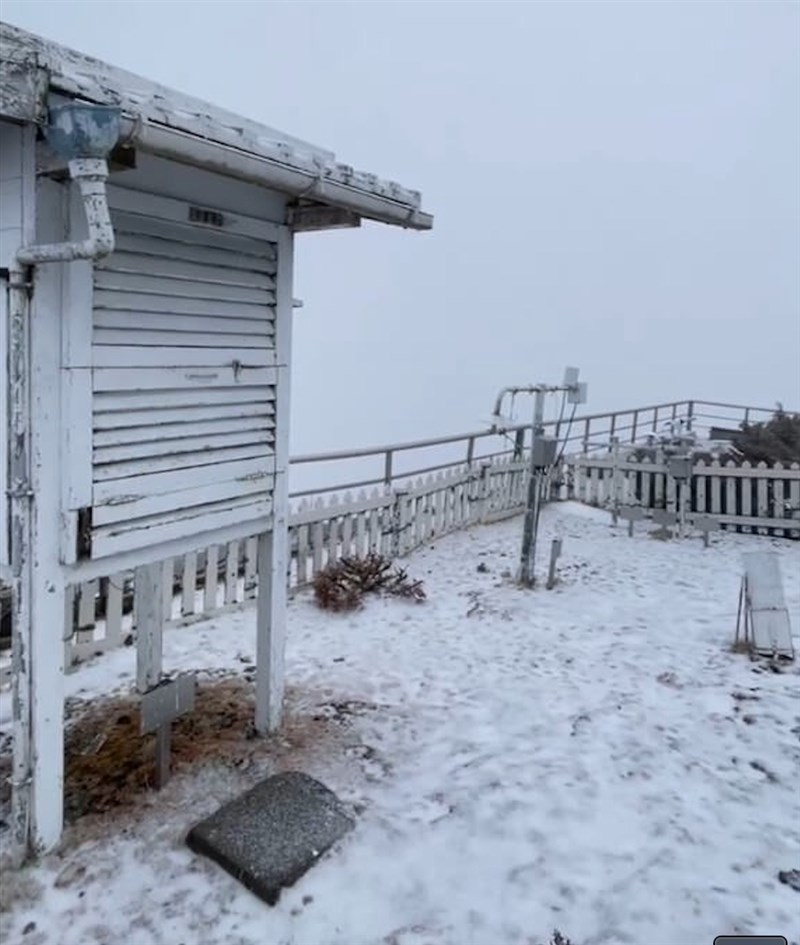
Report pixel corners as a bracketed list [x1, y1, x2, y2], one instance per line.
[0, 22, 432, 858]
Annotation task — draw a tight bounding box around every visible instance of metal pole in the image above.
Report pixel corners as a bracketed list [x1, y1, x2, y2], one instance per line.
[519, 388, 546, 588]
[154, 726, 171, 789]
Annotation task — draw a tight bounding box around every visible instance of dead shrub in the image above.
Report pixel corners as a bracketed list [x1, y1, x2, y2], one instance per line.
[313, 553, 426, 612]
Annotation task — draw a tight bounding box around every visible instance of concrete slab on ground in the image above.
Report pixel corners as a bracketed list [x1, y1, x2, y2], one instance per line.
[186, 770, 355, 905]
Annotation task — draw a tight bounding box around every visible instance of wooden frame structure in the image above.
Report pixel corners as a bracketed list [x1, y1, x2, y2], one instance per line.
[0, 22, 431, 859]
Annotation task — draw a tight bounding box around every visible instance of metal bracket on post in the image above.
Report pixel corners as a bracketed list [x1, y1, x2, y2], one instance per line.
[693, 515, 721, 548]
[140, 673, 196, 788]
[618, 506, 645, 537]
[134, 561, 195, 789]
[667, 456, 693, 539]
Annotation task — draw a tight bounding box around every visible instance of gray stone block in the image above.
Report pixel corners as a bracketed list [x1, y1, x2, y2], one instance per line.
[186, 770, 355, 905]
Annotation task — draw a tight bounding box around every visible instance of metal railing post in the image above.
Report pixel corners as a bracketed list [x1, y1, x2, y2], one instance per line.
[466, 436, 475, 467]
[384, 450, 393, 486]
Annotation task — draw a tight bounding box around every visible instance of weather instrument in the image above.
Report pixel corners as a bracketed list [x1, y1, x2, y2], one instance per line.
[490, 367, 588, 587]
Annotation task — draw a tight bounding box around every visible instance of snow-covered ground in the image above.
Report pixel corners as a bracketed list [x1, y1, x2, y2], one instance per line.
[1, 502, 799, 945]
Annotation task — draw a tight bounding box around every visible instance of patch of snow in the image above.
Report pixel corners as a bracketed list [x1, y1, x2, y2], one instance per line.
[1, 502, 799, 945]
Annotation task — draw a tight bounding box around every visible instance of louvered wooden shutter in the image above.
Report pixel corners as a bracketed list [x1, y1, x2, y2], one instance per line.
[87, 187, 280, 559]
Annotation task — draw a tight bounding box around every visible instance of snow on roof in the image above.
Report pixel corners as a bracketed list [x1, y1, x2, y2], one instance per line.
[0, 22, 432, 230]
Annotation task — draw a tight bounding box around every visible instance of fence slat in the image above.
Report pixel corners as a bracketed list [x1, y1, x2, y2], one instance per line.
[244, 538, 258, 599]
[341, 493, 354, 559]
[181, 552, 198, 615]
[756, 462, 769, 533]
[740, 462, 752, 531]
[63, 584, 76, 670]
[356, 491, 368, 558]
[106, 574, 124, 647]
[162, 558, 174, 621]
[790, 465, 800, 518]
[225, 540, 238, 605]
[368, 489, 381, 552]
[312, 499, 325, 575]
[77, 581, 97, 643]
[694, 461, 707, 515]
[710, 463, 721, 515]
[203, 544, 218, 613]
[296, 503, 310, 586]
[327, 495, 340, 566]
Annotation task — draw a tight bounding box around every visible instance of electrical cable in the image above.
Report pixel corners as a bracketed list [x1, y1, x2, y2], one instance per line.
[553, 402, 578, 468]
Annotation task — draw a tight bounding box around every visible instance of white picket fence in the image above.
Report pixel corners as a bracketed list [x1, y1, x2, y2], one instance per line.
[563, 455, 800, 537]
[0, 456, 528, 684]
[2, 397, 798, 686]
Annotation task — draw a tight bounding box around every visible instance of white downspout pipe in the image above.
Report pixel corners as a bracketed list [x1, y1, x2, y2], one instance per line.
[16, 158, 115, 265]
[8, 154, 115, 865]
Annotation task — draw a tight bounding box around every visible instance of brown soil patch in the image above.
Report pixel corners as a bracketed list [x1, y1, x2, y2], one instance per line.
[57, 674, 370, 822]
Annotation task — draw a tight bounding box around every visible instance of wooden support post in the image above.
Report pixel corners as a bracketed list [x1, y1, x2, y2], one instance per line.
[255, 520, 288, 733]
[135, 562, 164, 693]
[255, 225, 292, 734]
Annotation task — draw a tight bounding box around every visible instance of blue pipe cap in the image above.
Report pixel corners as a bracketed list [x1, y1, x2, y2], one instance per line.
[45, 104, 121, 161]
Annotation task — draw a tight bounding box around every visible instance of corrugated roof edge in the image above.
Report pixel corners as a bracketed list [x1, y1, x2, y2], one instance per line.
[0, 22, 431, 227]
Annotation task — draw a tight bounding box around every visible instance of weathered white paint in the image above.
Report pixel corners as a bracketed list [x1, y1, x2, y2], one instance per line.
[741, 552, 794, 660]
[27, 175, 68, 854]
[255, 226, 293, 732]
[135, 561, 163, 692]
[1, 24, 432, 231]
[0, 20, 436, 862]
[17, 158, 115, 266]
[0, 276, 7, 576]
[1, 122, 28, 269]
[97, 152, 289, 225]
[0, 51, 47, 123]
[1, 122, 27, 575]
[75, 192, 280, 563]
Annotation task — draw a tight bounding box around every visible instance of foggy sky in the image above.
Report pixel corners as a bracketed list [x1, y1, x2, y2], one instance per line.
[3, 0, 799, 454]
